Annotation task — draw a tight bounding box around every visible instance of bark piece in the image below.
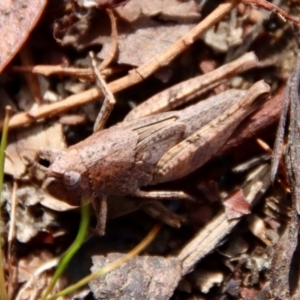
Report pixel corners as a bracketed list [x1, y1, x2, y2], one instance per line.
[269, 213, 298, 299]
[89, 254, 181, 300]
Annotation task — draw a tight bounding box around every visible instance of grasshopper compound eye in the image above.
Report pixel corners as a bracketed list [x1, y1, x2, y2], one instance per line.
[63, 171, 81, 190]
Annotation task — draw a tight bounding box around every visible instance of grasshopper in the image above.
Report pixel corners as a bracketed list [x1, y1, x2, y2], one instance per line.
[38, 80, 269, 233]
[34, 53, 270, 233]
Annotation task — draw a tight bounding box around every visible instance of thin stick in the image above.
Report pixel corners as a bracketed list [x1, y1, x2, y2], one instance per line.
[10, 65, 118, 79]
[271, 44, 300, 181]
[242, 0, 300, 27]
[90, 52, 116, 131]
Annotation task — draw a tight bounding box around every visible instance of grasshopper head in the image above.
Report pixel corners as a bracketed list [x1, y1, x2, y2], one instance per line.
[42, 149, 91, 206]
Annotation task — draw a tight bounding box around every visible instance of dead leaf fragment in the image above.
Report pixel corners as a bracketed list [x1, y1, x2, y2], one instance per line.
[98, 15, 200, 67]
[5, 123, 66, 178]
[18, 251, 54, 283]
[61, 0, 201, 67]
[223, 189, 250, 220]
[116, 0, 200, 22]
[16, 252, 63, 300]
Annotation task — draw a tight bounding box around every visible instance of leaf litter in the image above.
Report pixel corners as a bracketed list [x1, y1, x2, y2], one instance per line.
[1, 0, 300, 299]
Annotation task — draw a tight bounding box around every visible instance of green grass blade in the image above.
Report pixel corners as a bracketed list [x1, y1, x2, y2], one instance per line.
[0, 107, 12, 300]
[41, 199, 90, 300]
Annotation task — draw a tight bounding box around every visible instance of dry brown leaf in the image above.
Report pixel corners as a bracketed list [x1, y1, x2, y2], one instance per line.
[3, 183, 57, 242]
[115, 0, 200, 22]
[89, 254, 181, 299]
[223, 189, 250, 220]
[61, 0, 201, 67]
[5, 123, 66, 178]
[18, 251, 54, 283]
[99, 17, 200, 66]
[0, 0, 47, 73]
[16, 251, 64, 300]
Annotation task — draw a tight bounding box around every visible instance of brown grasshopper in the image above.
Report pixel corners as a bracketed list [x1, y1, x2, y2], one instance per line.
[32, 52, 270, 233]
[38, 75, 270, 233]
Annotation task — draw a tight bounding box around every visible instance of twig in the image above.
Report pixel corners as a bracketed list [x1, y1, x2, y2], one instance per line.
[242, 0, 300, 27]
[90, 52, 116, 132]
[271, 45, 300, 182]
[10, 65, 119, 79]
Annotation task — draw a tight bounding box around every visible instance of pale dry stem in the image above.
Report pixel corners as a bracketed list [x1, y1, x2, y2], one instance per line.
[5, 1, 237, 130]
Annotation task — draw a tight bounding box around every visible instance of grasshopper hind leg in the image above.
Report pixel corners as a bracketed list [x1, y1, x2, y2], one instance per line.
[134, 189, 194, 202]
[92, 196, 108, 236]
